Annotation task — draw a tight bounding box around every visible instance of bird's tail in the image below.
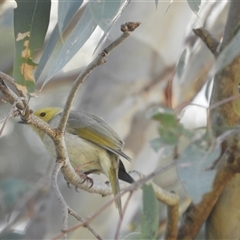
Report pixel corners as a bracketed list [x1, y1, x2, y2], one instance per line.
[108, 156, 122, 218]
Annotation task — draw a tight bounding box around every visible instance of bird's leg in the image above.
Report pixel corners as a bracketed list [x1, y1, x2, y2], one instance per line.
[73, 166, 94, 188]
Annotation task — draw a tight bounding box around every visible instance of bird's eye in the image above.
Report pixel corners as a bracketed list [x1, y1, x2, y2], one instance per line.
[40, 112, 46, 117]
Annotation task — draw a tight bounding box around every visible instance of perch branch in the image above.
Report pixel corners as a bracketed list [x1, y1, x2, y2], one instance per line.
[53, 162, 177, 239]
[58, 22, 141, 134]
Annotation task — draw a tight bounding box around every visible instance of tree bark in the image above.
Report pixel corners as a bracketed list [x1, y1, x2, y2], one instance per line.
[206, 2, 240, 239]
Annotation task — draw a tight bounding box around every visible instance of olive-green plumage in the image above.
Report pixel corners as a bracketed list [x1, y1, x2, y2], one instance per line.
[31, 107, 134, 216]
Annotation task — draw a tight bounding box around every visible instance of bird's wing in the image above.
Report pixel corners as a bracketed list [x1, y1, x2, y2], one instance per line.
[66, 111, 131, 161]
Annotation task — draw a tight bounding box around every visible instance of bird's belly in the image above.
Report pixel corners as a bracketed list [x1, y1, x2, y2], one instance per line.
[43, 133, 108, 174]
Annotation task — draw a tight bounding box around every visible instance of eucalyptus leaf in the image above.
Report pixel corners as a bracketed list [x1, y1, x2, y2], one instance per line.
[13, 0, 51, 92]
[35, 1, 84, 81]
[45, 5, 97, 83]
[149, 107, 178, 127]
[89, 0, 130, 33]
[158, 126, 180, 145]
[150, 138, 162, 152]
[187, 0, 201, 13]
[176, 49, 187, 78]
[91, 0, 130, 53]
[141, 184, 159, 240]
[58, 0, 83, 35]
[177, 139, 220, 203]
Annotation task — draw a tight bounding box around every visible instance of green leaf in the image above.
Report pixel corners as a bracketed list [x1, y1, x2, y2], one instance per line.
[89, 0, 130, 33]
[13, 0, 51, 92]
[45, 5, 97, 84]
[141, 184, 159, 240]
[158, 125, 181, 145]
[176, 49, 187, 78]
[58, 0, 84, 35]
[149, 138, 163, 152]
[149, 107, 178, 127]
[187, 0, 201, 13]
[149, 107, 193, 148]
[92, 0, 130, 54]
[35, 1, 84, 81]
[177, 137, 220, 203]
[149, 138, 174, 156]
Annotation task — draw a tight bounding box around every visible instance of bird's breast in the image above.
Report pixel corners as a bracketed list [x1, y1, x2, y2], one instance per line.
[42, 131, 112, 175]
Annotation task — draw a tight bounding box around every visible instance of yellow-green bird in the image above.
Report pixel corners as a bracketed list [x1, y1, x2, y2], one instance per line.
[29, 107, 134, 216]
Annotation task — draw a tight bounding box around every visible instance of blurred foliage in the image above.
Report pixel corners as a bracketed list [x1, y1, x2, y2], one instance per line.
[141, 184, 159, 239]
[0, 0, 237, 239]
[149, 106, 193, 148]
[187, 0, 201, 13]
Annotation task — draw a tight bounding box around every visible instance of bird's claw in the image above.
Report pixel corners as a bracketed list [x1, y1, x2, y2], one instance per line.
[77, 171, 94, 188]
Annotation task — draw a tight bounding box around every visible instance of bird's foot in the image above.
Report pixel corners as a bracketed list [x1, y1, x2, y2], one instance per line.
[75, 170, 94, 189]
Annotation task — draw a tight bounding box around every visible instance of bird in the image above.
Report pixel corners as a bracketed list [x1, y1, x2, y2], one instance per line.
[29, 107, 134, 216]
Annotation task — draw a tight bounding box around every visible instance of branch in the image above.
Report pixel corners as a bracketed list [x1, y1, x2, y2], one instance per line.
[0, 77, 25, 110]
[53, 162, 178, 239]
[55, 22, 141, 196]
[165, 192, 179, 240]
[58, 22, 141, 134]
[193, 28, 219, 56]
[0, 22, 177, 240]
[68, 207, 103, 240]
[178, 138, 240, 239]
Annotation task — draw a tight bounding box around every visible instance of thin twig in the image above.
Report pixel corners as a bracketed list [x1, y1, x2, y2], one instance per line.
[52, 161, 68, 240]
[0, 78, 25, 110]
[209, 94, 240, 110]
[0, 72, 19, 89]
[114, 192, 133, 240]
[53, 161, 176, 239]
[0, 72, 28, 108]
[68, 207, 103, 240]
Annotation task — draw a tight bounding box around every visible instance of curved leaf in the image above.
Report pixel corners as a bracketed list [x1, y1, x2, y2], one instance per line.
[13, 0, 51, 92]
[44, 5, 97, 84]
[187, 0, 201, 13]
[141, 184, 159, 240]
[177, 138, 220, 203]
[35, 1, 84, 81]
[89, 0, 129, 33]
[58, 0, 83, 35]
[89, 0, 130, 56]
[176, 48, 187, 78]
